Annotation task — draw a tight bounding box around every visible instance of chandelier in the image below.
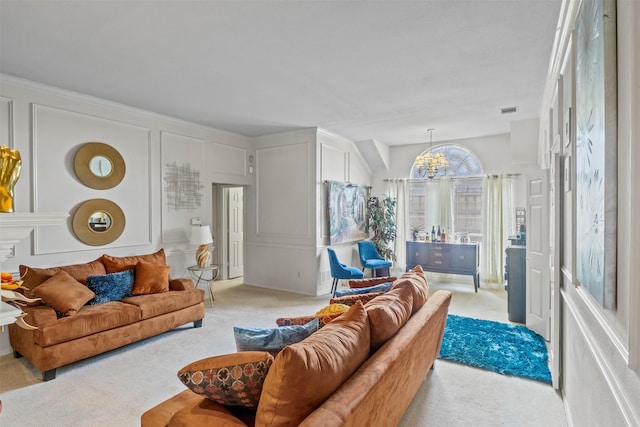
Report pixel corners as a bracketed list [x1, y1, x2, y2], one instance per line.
[414, 129, 449, 179]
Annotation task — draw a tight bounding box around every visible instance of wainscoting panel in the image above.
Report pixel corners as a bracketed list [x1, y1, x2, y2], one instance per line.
[1, 97, 14, 148]
[255, 143, 312, 239]
[32, 104, 151, 253]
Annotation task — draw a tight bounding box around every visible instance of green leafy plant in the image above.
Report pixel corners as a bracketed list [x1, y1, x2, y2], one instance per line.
[367, 196, 397, 261]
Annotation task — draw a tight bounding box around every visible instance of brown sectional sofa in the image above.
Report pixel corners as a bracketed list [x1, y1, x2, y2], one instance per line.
[9, 249, 205, 381]
[141, 266, 452, 426]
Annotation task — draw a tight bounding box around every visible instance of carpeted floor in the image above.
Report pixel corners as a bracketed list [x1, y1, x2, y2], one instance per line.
[439, 314, 552, 383]
[0, 275, 567, 426]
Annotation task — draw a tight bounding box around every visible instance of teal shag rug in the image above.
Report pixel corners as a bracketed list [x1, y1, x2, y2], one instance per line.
[438, 314, 552, 384]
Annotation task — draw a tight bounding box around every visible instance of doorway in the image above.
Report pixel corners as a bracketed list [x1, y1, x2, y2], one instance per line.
[212, 184, 244, 280]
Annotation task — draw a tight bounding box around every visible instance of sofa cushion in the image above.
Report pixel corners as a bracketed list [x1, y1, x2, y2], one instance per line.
[275, 312, 342, 328]
[19, 257, 107, 292]
[334, 281, 393, 297]
[348, 276, 397, 289]
[390, 265, 429, 313]
[34, 301, 142, 347]
[101, 248, 166, 273]
[177, 351, 274, 409]
[32, 270, 95, 317]
[131, 261, 170, 295]
[330, 291, 384, 306]
[315, 303, 350, 315]
[121, 289, 204, 320]
[86, 270, 135, 304]
[167, 397, 251, 427]
[365, 285, 414, 350]
[234, 319, 319, 356]
[256, 301, 370, 426]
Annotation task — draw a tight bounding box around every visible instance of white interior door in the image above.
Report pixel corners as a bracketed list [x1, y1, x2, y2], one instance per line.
[227, 187, 244, 279]
[549, 153, 562, 389]
[526, 170, 550, 339]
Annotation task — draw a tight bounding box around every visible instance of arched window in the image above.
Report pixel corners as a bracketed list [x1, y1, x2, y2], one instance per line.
[408, 145, 485, 242]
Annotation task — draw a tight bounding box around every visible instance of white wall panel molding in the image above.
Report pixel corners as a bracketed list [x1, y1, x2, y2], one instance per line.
[320, 143, 346, 182]
[0, 96, 14, 148]
[562, 287, 640, 426]
[208, 140, 247, 178]
[255, 143, 313, 239]
[32, 103, 152, 254]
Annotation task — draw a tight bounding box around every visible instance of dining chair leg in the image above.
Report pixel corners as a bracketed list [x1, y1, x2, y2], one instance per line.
[331, 278, 338, 296]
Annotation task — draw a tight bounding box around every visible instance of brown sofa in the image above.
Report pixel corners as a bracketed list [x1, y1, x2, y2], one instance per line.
[9, 249, 205, 381]
[141, 266, 452, 426]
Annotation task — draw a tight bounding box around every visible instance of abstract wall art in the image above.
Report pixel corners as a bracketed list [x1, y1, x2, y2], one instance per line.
[575, 0, 617, 309]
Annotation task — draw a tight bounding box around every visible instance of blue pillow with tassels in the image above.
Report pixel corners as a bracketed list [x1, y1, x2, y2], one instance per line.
[334, 281, 393, 298]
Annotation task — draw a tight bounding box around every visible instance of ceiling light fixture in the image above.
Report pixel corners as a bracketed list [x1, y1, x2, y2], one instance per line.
[414, 129, 449, 179]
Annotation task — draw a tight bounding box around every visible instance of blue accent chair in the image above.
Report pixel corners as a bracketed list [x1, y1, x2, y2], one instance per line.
[327, 248, 364, 296]
[358, 241, 393, 277]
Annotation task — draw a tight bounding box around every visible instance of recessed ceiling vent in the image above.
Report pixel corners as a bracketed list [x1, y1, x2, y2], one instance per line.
[501, 106, 519, 114]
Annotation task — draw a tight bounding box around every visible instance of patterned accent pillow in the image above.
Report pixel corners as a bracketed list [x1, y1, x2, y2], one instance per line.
[330, 292, 384, 306]
[86, 270, 135, 304]
[234, 318, 319, 356]
[334, 281, 393, 298]
[315, 303, 350, 315]
[275, 312, 342, 328]
[348, 276, 397, 289]
[32, 270, 95, 316]
[177, 351, 274, 409]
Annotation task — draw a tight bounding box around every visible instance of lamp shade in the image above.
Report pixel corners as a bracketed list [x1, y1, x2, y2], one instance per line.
[190, 225, 213, 246]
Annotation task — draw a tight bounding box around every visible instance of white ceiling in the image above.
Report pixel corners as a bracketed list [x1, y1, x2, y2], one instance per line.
[0, 0, 561, 146]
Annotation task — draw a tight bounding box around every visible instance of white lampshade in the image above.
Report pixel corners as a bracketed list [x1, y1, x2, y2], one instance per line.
[190, 225, 213, 246]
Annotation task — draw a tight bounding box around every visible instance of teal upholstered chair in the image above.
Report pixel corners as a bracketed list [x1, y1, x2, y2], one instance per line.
[327, 248, 364, 296]
[357, 241, 392, 277]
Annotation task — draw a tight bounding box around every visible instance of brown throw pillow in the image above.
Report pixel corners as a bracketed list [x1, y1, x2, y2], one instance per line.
[390, 265, 429, 313]
[365, 285, 414, 350]
[102, 248, 166, 273]
[329, 292, 384, 306]
[131, 261, 170, 295]
[19, 257, 107, 292]
[256, 301, 370, 426]
[177, 351, 274, 409]
[32, 270, 95, 316]
[275, 312, 342, 328]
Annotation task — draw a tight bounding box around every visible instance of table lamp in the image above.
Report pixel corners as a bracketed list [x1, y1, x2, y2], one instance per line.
[190, 225, 213, 268]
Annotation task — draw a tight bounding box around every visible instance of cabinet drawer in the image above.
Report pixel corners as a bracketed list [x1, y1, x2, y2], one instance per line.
[427, 255, 450, 268]
[451, 253, 474, 269]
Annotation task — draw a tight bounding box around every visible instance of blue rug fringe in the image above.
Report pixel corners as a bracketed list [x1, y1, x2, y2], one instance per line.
[438, 314, 552, 384]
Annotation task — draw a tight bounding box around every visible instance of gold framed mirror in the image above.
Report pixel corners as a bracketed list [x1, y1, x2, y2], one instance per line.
[74, 142, 125, 189]
[72, 199, 125, 246]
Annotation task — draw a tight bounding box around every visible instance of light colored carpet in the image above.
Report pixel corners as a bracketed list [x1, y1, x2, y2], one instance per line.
[0, 274, 567, 426]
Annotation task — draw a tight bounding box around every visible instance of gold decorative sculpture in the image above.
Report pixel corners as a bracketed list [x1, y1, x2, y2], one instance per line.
[0, 146, 22, 213]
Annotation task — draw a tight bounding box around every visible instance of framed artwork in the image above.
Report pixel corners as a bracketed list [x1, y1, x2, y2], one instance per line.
[328, 180, 368, 244]
[575, 0, 617, 308]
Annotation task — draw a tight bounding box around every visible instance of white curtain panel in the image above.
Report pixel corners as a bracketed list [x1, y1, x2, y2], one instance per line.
[482, 174, 506, 283]
[385, 179, 407, 273]
[437, 177, 454, 237]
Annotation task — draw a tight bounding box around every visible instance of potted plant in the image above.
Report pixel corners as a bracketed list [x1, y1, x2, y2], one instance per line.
[367, 196, 397, 261]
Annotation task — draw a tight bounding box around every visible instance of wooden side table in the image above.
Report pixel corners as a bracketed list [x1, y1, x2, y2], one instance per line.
[187, 265, 219, 307]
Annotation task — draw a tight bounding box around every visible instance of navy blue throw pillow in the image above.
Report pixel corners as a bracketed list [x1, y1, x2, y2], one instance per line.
[86, 270, 135, 304]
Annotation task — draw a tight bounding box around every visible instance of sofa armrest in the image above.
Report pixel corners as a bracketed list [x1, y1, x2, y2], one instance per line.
[21, 304, 58, 326]
[169, 277, 195, 291]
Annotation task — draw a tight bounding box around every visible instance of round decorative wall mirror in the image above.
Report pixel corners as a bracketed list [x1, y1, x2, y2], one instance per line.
[74, 142, 125, 189]
[73, 199, 125, 246]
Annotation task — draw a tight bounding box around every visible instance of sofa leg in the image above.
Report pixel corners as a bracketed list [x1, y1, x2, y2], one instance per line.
[13, 350, 23, 359]
[430, 361, 435, 370]
[193, 319, 203, 328]
[42, 369, 56, 381]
